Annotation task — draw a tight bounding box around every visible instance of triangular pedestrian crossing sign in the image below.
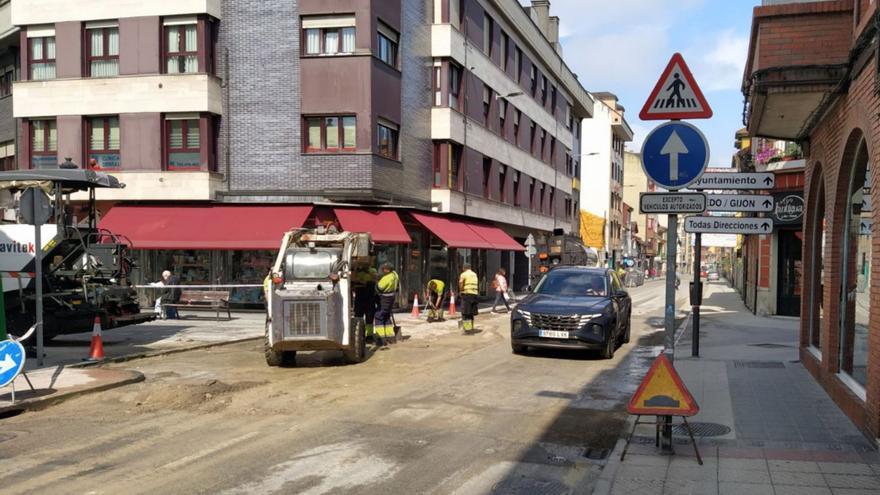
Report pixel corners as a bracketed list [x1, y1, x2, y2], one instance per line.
[640, 53, 712, 120]
[627, 354, 699, 416]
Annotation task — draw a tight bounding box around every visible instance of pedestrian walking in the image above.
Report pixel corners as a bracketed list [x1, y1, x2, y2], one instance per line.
[491, 268, 510, 313]
[425, 278, 446, 322]
[160, 270, 181, 319]
[353, 263, 379, 342]
[373, 263, 399, 346]
[459, 263, 479, 333]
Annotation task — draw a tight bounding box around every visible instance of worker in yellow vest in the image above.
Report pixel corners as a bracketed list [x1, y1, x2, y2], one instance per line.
[459, 263, 479, 333]
[425, 278, 446, 322]
[352, 264, 379, 342]
[374, 263, 400, 346]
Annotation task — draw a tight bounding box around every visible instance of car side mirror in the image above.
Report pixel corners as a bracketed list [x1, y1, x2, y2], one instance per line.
[615, 289, 628, 297]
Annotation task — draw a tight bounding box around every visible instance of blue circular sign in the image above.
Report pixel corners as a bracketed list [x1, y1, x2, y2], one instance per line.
[640, 121, 710, 190]
[0, 339, 26, 388]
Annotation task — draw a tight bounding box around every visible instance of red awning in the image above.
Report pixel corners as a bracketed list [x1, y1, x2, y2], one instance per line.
[411, 213, 494, 249]
[333, 208, 410, 244]
[468, 223, 525, 251]
[99, 204, 313, 250]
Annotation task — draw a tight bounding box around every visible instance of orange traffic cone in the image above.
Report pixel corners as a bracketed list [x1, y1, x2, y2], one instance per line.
[87, 316, 106, 361]
[411, 293, 421, 318]
[448, 291, 457, 317]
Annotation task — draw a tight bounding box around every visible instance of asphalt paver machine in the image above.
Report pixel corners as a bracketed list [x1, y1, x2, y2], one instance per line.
[264, 226, 371, 366]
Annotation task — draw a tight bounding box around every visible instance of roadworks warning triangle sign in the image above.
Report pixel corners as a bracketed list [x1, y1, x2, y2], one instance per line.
[639, 53, 712, 121]
[627, 354, 699, 416]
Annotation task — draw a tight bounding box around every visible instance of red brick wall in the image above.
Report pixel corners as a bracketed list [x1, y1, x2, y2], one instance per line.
[751, 1, 852, 73]
[801, 54, 880, 439]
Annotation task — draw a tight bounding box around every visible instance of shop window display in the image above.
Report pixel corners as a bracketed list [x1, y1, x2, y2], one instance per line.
[840, 139, 871, 388]
[230, 251, 274, 305]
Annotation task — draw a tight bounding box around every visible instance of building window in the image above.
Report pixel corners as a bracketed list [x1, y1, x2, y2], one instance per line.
[530, 66, 537, 95]
[449, 63, 462, 110]
[303, 16, 356, 55]
[482, 85, 491, 126]
[550, 136, 556, 165]
[500, 30, 508, 71]
[498, 164, 507, 203]
[377, 22, 399, 67]
[29, 36, 56, 80]
[449, 143, 462, 191]
[839, 139, 871, 387]
[377, 120, 398, 159]
[0, 68, 14, 97]
[449, 0, 464, 29]
[30, 119, 56, 168]
[541, 75, 547, 105]
[87, 116, 120, 170]
[540, 129, 546, 160]
[304, 115, 356, 152]
[433, 66, 442, 106]
[165, 22, 198, 73]
[86, 25, 119, 77]
[0, 141, 14, 171]
[551, 85, 557, 110]
[513, 109, 521, 146]
[482, 156, 492, 198]
[538, 183, 545, 213]
[529, 180, 536, 211]
[499, 98, 507, 134]
[432, 142, 443, 187]
[565, 196, 572, 219]
[512, 171, 520, 207]
[529, 122, 537, 156]
[166, 117, 200, 170]
[515, 47, 523, 83]
[483, 13, 494, 56]
[809, 170, 826, 352]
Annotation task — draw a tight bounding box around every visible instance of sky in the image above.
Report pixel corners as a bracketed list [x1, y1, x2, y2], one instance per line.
[521, 0, 758, 168]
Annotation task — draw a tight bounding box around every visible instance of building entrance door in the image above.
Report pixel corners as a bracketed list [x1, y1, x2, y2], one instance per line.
[776, 229, 802, 316]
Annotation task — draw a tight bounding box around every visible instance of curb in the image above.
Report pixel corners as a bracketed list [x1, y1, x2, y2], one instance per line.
[0, 369, 145, 416]
[69, 336, 263, 368]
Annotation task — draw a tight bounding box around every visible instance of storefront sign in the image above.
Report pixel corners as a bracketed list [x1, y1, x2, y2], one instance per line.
[31, 155, 57, 169]
[168, 152, 201, 171]
[771, 193, 805, 226]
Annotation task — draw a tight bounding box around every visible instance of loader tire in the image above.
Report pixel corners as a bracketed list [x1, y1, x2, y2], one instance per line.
[264, 321, 295, 367]
[342, 318, 366, 364]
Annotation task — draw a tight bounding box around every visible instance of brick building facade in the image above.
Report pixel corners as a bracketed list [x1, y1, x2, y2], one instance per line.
[744, 0, 880, 440]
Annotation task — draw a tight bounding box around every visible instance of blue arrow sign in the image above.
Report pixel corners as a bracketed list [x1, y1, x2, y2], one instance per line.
[641, 121, 710, 190]
[0, 339, 25, 388]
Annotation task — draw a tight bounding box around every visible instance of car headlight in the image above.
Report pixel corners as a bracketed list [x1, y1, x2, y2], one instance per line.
[578, 313, 602, 326]
[516, 309, 531, 324]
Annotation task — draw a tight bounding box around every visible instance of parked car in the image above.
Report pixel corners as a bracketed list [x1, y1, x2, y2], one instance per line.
[510, 267, 632, 359]
[707, 270, 720, 281]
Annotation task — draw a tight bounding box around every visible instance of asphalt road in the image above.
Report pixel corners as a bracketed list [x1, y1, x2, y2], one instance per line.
[0, 279, 689, 495]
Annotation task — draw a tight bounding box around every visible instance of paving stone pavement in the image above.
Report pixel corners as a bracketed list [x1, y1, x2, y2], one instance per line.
[595, 282, 880, 495]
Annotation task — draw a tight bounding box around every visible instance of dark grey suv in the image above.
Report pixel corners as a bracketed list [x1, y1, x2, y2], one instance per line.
[510, 267, 632, 359]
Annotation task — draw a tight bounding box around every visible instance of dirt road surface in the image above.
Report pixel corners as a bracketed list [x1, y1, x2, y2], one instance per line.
[0, 280, 684, 494]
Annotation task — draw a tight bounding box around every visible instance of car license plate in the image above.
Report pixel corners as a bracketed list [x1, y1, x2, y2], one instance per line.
[538, 330, 570, 339]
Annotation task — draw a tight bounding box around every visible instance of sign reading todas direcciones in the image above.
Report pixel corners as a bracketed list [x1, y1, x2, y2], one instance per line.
[685, 216, 774, 234]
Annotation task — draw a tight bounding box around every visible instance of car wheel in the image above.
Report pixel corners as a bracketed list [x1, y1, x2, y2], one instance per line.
[622, 313, 632, 344]
[601, 332, 615, 359]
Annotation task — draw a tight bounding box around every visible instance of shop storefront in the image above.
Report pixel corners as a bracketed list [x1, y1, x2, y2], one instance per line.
[100, 204, 526, 309]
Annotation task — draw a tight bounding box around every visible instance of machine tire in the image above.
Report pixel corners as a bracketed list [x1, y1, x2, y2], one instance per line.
[342, 318, 366, 364]
[601, 331, 616, 359]
[264, 321, 295, 367]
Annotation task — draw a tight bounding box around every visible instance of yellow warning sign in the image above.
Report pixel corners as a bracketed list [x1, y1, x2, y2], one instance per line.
[627, 354, 699, 416]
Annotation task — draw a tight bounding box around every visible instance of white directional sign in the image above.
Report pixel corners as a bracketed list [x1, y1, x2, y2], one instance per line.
[685, 216, 774, 235]
[640, 192, 707, 214]
[860, 219, 873, 236]
[691, 172, 775, 191]
[706, 194, 774, 213]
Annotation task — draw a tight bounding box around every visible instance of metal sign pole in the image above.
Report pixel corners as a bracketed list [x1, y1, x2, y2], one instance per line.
[692, 233, 701, 357]
[34, 210, 43, 367]
[661, 213, 678, 453]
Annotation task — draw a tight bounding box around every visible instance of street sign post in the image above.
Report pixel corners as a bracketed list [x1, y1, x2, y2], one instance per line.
[22, 187, 49, 366]
[639, 53, 713, 120]
[691, 172, 775, 190]
[706, 194, 774, 213]
[525, 234, 536, 283]
[640, 192, 707, 214]
[685, 216, 774, 234]
[641, 121, 710, 190]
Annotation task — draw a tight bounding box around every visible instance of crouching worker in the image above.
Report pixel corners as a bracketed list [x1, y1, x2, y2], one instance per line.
[425, 278, 446, 322]
[373, 263, 399, 346]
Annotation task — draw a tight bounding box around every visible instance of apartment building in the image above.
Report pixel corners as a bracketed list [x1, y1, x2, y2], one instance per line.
[580, 92, 633, 267]
[10, 0, 593, 302]
[0, 1, 18, 171]
[622, 151, 658, 269]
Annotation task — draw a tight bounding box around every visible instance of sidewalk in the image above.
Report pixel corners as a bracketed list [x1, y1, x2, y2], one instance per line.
[0, 366, 143, 415]
[596, 281, 880, 495]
